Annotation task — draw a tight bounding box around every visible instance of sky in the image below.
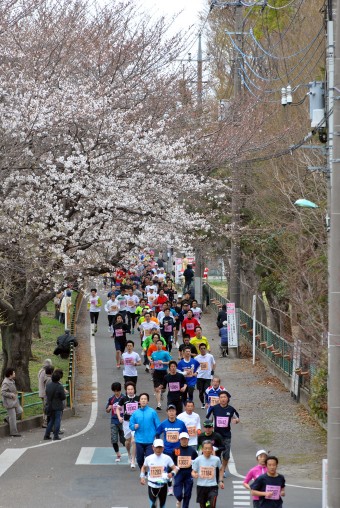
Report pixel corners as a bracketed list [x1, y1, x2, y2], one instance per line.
[137, 0, 208, 33]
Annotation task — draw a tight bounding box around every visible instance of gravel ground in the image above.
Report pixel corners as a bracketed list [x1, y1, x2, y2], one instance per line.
[74, 300, 326, 482]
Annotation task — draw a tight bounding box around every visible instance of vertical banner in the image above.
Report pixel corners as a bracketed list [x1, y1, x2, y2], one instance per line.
[227, 302, 238, 348]
[290, 339, 301, 400]
[175, 258, 183, 285]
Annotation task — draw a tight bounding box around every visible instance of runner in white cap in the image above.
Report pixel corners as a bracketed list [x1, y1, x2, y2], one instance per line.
[243, 450, 268, 507]
[140, 438, 179, 508]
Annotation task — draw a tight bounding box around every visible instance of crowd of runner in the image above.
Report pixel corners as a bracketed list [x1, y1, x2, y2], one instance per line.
[88, 251, 285, 508]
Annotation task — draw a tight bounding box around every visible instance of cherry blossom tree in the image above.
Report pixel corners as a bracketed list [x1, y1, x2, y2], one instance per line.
[0, 0, 224, 389]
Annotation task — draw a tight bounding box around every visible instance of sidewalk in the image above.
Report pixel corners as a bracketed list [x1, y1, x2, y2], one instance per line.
[199, 307, 326, 481]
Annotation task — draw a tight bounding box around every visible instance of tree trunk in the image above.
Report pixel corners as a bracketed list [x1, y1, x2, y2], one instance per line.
[32, 313, 41, 339]
[1, 317, 33, 391]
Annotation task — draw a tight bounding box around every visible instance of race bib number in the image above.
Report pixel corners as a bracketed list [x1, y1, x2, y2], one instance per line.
[169, 382, 180, 392]
[149, 466, 163, 479]
[266, 486, 281, 500]
[209, 396, 219, 406]
[200, 362, 209, 371]
[115, 329, 123, 337]
[125, 402, 138, 415]
[184, 368, 193, 377]
[112, 402, 123, 415]
[149, 295, 155, 302]
[110, 305, 118, 312]
[127, 299, 134, 306]
[186, 323, 194, 330]
[119, 300, 126, 308]
[178, 456, 192, 468]
[216, 416, 229, 428]
[199, 466, 215, 480]
[154, 360, 163, 370]
[90, 299, 96, 305]
[187, 426, 196, 437]
[166, 431, 179, 443]
[164, 325, 172, 332]
[193, 311, 201, 319]
[124, 357, 134, 366]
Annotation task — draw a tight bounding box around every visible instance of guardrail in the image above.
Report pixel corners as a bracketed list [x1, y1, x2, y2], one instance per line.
[203, 282, 313, 393]
[1, 291, 83, 419]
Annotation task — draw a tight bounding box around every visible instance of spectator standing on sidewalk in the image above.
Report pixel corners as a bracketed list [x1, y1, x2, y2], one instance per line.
[1, 368, 23, 437]
[44, 370, 66, 441]
[38, 358, 53, 428]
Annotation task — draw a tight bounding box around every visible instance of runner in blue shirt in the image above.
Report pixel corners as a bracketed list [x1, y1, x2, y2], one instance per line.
[151, 340, 172, 410]
[156, 405, 188, 455]
[177, 346, 200, 404]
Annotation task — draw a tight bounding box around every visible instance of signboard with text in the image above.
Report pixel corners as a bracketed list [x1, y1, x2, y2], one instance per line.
[227, 302, 238, 348]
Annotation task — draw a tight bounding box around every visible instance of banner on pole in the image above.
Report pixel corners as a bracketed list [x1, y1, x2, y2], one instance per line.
[227, 302, 238, 348]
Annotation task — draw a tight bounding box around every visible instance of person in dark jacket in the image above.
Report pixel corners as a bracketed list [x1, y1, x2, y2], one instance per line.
[183, 265, 194, 292]
[217, 304, 228, 329]
[44, 370, 66, 441]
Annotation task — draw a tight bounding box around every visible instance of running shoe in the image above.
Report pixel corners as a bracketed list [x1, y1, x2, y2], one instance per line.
[156, 404, 162, 411]
[167, 486, 174, 496]
[130, 462, 136, 469]
[115, 456, 121, 462]
[201, 404, 205, 409]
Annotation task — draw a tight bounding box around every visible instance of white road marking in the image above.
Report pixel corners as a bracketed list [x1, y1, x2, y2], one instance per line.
[75, 447, 96, 465]
[0, 448, 26, 478]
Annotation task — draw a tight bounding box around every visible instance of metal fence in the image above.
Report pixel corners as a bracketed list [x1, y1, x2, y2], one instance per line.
[203, 282, 313, 392]
[0, 291, 83, 419]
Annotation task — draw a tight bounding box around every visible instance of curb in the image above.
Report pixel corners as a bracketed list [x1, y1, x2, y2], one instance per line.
[0, 407, 75, 438]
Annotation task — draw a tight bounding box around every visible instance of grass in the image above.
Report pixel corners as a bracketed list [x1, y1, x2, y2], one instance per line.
[1, 300, 71, 421]
[209, 280, 228, 298]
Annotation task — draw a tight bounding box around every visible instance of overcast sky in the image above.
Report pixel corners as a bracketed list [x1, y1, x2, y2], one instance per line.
[136, 0, 207, 32]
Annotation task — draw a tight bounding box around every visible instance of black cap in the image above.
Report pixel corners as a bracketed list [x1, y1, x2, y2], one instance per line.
[203, 419, 214, 427]
[167, 404, 176, 410]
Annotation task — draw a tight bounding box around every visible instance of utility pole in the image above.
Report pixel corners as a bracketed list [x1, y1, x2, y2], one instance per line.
[229, 2, 243, 345]
[328, 0, 340, 504]
[197, 32, 203, 113]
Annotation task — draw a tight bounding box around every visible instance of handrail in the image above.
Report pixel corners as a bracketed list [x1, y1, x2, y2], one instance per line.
[204, 282, 313, 392]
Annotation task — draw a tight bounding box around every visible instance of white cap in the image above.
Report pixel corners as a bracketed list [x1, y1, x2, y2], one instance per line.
[222, 321, 228, 326]
[153, 439, 164, 448]
[179, 432, 190, 440]
[256, 449, 268, 458]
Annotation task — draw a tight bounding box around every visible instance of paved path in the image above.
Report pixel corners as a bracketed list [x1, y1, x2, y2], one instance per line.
[0, 292, 324, 507]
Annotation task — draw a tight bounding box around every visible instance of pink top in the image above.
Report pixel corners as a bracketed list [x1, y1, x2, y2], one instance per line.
[244, 464, 267, 500]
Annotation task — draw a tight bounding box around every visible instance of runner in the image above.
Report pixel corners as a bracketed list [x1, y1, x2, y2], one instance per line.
[116, 288, 128, 323]
[87, 288, 102, 335]
[205, 377, 230, 410]
[126, 288, 139, 334]
[182, 310, 199, 338]
[117, 381, 140, 469]
[140, 312, 160, 343]
[177, 401, 201, 449]
[177, 347, 200, 403]
[154, 288, 168, 313]
[129, 393, 160, 469]
[206, 391, 240, 477]
[146, 286, 157, 310]
[251, 456, 285, 507]
[142, 328, 166, 371]
[160, 308, 176, 352]
[191, 300, 202, 323]
[140, 438, 178, 507]
[151, 340, 172, 410]
[191, 440, 224, 508]
[197, 420, 224, 458]
[105, 382, 125, 462]
[121, 340, 142, 387]
[195, 344, 216, 409]
[178, 334, 198, 360]
[160, 361, 187, 415]
[172, 432, 198, 508]
[243, 450, 268, 508]
[190, 326, 210, 354]
[104, 294, 120, 332]
[112, 314, 130, 369]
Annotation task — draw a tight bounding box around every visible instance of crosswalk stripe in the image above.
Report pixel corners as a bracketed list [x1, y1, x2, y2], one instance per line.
[75, 447, 96, 464]
[0, 448, 26, 477]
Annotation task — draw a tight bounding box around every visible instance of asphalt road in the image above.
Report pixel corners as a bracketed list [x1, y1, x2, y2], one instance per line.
[0, 302, 323, 508]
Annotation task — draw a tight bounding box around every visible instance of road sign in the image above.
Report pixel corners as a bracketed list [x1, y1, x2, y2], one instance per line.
[227, 302, 238, 348]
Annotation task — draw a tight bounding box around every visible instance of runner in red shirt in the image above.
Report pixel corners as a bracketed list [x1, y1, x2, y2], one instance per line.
[182, 310, 200, 338]
[154, 289, 168, 313]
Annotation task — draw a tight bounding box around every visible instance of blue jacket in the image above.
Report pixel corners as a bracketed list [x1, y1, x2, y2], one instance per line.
[129, 406, 160, 444]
